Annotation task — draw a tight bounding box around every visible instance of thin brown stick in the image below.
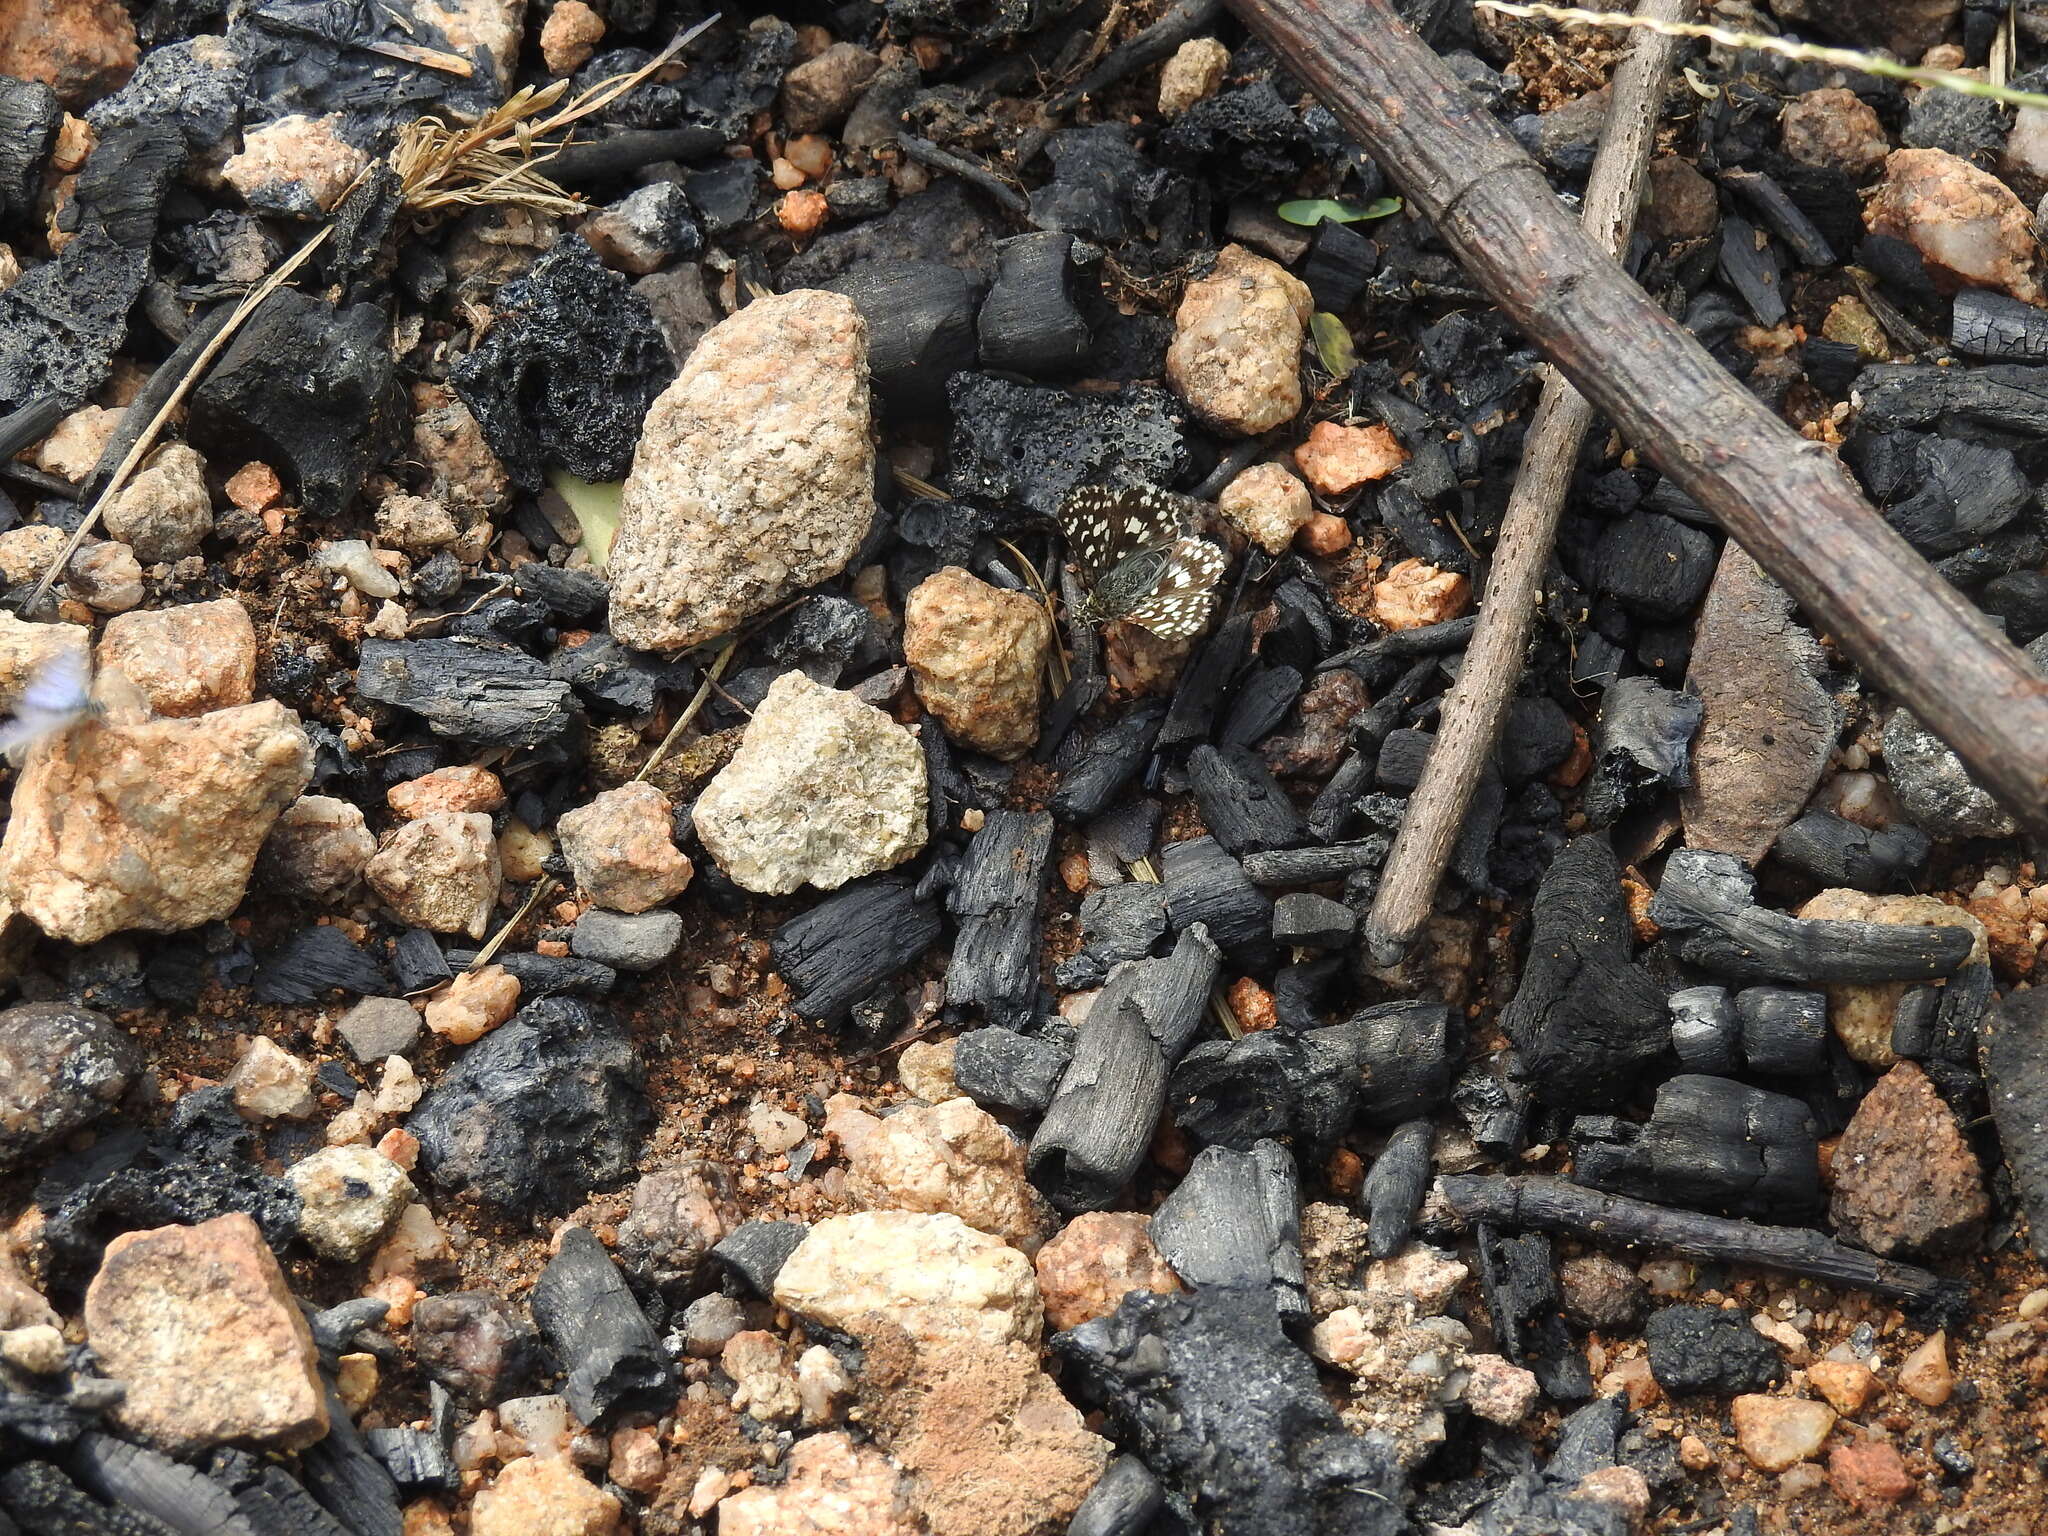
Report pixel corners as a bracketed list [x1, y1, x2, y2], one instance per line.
[1363, 0, 1688, 963]
[1228, 0, 2048, 836]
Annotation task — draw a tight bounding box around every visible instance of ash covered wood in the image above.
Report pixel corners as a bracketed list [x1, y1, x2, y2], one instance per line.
[946, 809, 1053, 1026]
[1772, 811, 1930, 891]
[356, 638, 579, 749]
[1150, 1140, 1308, 1323]
[531, 1226, 677, 1429]
[1572, 1073, 1822, 1221]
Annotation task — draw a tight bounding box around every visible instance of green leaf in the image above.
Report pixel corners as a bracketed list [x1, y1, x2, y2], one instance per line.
[546, 469, 624, 574]
[1275, 195, 1402, 227]
[1310, 312, 1358, 376]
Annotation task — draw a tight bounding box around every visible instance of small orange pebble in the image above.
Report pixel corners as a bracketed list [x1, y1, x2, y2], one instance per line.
[770, 156, 806, 190]
[536, 939, 571, 958]
[1059, 851, 1092, 894]
[1369, 558, 1470, 631]
[1550, 721, 1592, 788]
[1226, 976, 1276, 1033]
[1294, 420, 1407, 495]
[1326, 1146, 1364, 1199]
[1296, 511, 1353, 557]
[226, 461, 283, 511]
[785, 134, 833, 180]
[777, 189, 829, 237]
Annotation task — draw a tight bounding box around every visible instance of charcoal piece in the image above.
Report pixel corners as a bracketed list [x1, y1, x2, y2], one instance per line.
[1160, 612, 1255, 750]
[1772, 811, 1930, 895]
[1242, 839, 1389, 885]
[204, 1449, 349, 1536]
[1272, 892, 1354, 949]
[825, 176, 891, 220]
[1570, 632, 1625, 693]
[1643, 1305, 1782, 1395]
[441, 950, 617, 997]
[356, 638, 578, 748]
[1170, 1027, 1359, 1158]
[1471, 1472, 1624, 1536]
[0, 78, 58, 222]
[1951, 288, 2048, 362]
[1669, 986, 1740, 1076]
[1068, 1454, 1164, 1536]
[252, 926, 391, 1003]
[185, 288, 401, 519]
[1, 1461, 176, 1535]
[1302, 220, 1377, 312]
[66, 1435, 254, 1536]
[408, 997, 649, 1216]
[1362, 1118, 1433, 1260]
[1319, 617, 1477, 684]
[531, 1225, 677, 1429]
[1571, 1074, 1822, 1220]
[1374, 480, 1468, 570]
[376, 929, 445, 999]
[1452, 1061, 1530, 1160]
[946, 372, 1189, 519]
[712, 1220, 810, 1296]
[63, 119, 182, 257]
[945, 810, 1053, 1026]
[1735, 987, 1828, 1075]
[1986, 987, 2048, 1261]
[1716, 216, 1786, 325]
[1932, 959, 1992, 1067]
[1056, 882, 1169, 990]
[1881, 437, 2028, 555]
[551, 634, 667, 715]
[1055, 1286, 1407, 1536]
[1719, 170, 1834, 266]
[1588, 513, 1715, 620]
[772, 874, 943, 1022]
[952, 1027, 1069, 1114]
[1980, 568, 2048, 644]
[1050, 700, 1167, 822]
[512, 563, 608, 622]
[1029, 124, 1175, 241]
[1802, 337, 1862, 397]
[1372, 728, 1431, 791]
[0, 227, 146, 414]
[449, 235, 673, 488]
[1472, 1226, 1592, 1401]
[1892, 985, 1942, 1061]
[887, 0, 1076, 41]
[1162, 836, 1274, 959]
[1274, 952, 1343, 1032]
[34, 1087, 299, 1289]
[1582, 676, 1701, 827]
[1500, 696, 1575, 782]
[1339, 999, 1461, 1125]
[361, 1430, 459, 1497]
[1219, 664, 1304, 751]
[1032, 927, 1220, 1212]
[1545, 1393, 1630, 1486]
[298, 1386, 401, 1536]
[1880, 705, 2018, 839]
[1852, 361, 2048, 438]
[1502, 834, 1666, 1109]
[1649, 849, 1975, 983]
[979, 231, 1091, 376]
[1188, 745, 1307, 856]
[823, 260, 983, 411]
[1083, 797, 1162, 883]
[1150, 1141, 1307, 1323]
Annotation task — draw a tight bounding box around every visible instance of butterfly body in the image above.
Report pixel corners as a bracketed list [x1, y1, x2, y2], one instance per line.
[0, 648, 98, 762]
[1057, 483, 1227, 641]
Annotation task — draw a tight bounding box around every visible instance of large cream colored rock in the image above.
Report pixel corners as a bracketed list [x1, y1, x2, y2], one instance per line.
[363, 810, 501, 938]
[1797, 890, 1986, 1067]
[826, 1095, 1054, 1254]
[716, 1432, 917, 1536]
[1866, 147, 2045, 304]
[774, 1211, 1041, 1348]
[0, 701, 312, 944]
[102, 443, 212, 562]
[1165, 244, 1313, 436]
[902, 566, 1052, 761]
[97, 598, 255, 718]
[0, 612, 89, 715]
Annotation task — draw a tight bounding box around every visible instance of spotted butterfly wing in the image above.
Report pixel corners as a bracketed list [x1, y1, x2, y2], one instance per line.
[1057, 484, 1226, 642]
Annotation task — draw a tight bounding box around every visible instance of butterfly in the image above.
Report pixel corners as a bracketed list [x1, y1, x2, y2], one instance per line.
[1056, 483, 1228, 642]
[0, 647, 98, 762]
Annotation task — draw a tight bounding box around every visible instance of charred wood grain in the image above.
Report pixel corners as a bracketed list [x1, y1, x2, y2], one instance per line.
[1720, 170, 1834, 266]
[1338, 998, 1460, 1125]
[953, 1026, 1070, 1114]
[299, 1385, 404, 1536]
[1571, 1073, 1822, 1221]
[1187, 744, 1307, 856]
[531, 1225, 677, 1429]
[1149, 1139, 1307, 1324]
[1473, 1225, 1591, 1401]
[1951, 288, 2048, 362]
[67, 1434, 260, 1536]
[1051, 699, 1167, 822]
[946, 809, 1053, 1026]
[1772, 810, 1929, 891]
[1363, 1118, 1433, 1259]
[1219, 663, 1304, 751]
[771, 875, 943, 1022]
[1162, 835, 1274, 959]
[1160, 612, 1255, 750]
[1242, 839, 1388, 886]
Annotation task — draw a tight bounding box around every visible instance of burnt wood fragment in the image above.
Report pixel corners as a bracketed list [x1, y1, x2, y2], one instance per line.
[1438, 1175, 1965, 1315]
[1306, 658, 1438, 841]
[2, 1460, 176, 1535]
[1302, 219, 1378, 311]
[1219, 664, 1304, 751]
[1716, 216, 1786, 325]
[1582, 675, 1700, 827]
[299, 1385, 403, 1536]
[946, 809, 1053, 1026]
[1987, 988, 2048, 1262]
[1891, 985, 1941, 1062]
[1451, 1061, 1529, 1160]
[824, 261, 983, 410]
[1669, 986, 1740, 1077]
[1242, 839, 1389, 886]
[1772, 810, 1929, 891]
[1649, 849, 1974, 983]
[1933, 960, 1992, 1068]
[952, 1027, 1070, 1115]
[772, 875, 943, 1022]
[1150, 1140, 1308, 1324]
[1572, 1074, 1822, 1220]
[978, 231, 1091, 375]
[1067, 1455, 1164, 1536]
[1952, 288, 2048, 362]
[1502, 833, 1666, 1109]
[1051, 700, 1167, 822]
[1371, 728, 1431, 791]
[946, 372, 1189, 519]
[1472, 1226, 1591, 1401]
[1735, 987, 1828, 1075]
[1589, 512, 1716, 621]
[361, 1429, 460, 1497]
[1339, 999, 1461, 1125]
[1187, 744, 1307, 856]
[0, 227, 146, 415]
[712, 1220, 810, 1297]
[1720, 170, 1834, 266]
[441, 950, 616, 997]
[1271, 892, 1354, 949]
[0, 78, 57, 223]
[1055, 881, 1169, 990]
[1160, 612, 1256, 750]
[253, 926, 393, 1004]
[532, 1226, 677, 1430]
[66, 1435, 256, 1536]
[356, 638, 578, 749]
[1362, 1118, 1433, 1259]
[205, 1449, 351, 1536]
[1162, 836, 1275, 960]
[1170, 1027, 1360, 1158]
[1274, 952, 1343, 1032]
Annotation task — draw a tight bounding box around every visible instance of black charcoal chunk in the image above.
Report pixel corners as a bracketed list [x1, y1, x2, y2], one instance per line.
[1772, 810, 1929, 890]
[1029, 124, 1175, 242]
[512, 563, 609, 622]
[1219, 664, 1304, 752]
[1163, 836, 1274, 960]
[550, 634, 668, 715]
[1160, 613, 1254, 752]
[1735, 987, 1828, 1075]
[0, 1004, 140, 1173]
[978, 231, 1091, 375]
[1952, 288, 2048, 362]
[1717, 216, 1786, 325]
[1644, 1305, 1782, 1395]
[531, 1225, 677, 1429]
[1302, 220, 1377, 312]
[1669, 986, 1740, 1076]
[1055, 882, 1169, 990]
[67, 1434, 254, 1536]
[1986, 988, 2048, 1262]
[952, 1027, 1069, 1114]
[1721, 169, 1834, 266]
[2, 1460, 178, 1535]
[187, 288, 403, 519]
[946, 372, 1189, 519]
[1571, 1074, 1822, 1220]
[1372, 728, 1431, 792]
[389, 929, 452, 992]
[712, 1220, 810, 1297]
[1980, 569, 2048, 644]
[1803, 337, 1862, 397]
[356, 638, 578, 748]
[1055, 1286, 1407, 1536]
[450, 235, 673, 488]
[1853, 361, 2048, 439]
[1188, 744, 1307, 856]
[408, 997, 649, 1215]
[1546, 1393, 1630, 1486]
[1589, 513, 1715, 619]
[1274, 952, 1343, 1033]
[0, 78, 58, 222]
[441, 950, 617, 997]
[1363, 1118, 1434, 1260]
[1582, 676, 1700, 827]
[1502, 834, 1667, 1109]
[1342, 999, 1462, 1125]
[1067, 1454, 1164, 1536]
[1649, 849, 1974, 983]
[1272, 892, 1354, 949]
[1880, 707, 2019, 840]
[947, 810, 1053, 1027]
[252, 926, 392, 1003]
[1472, 1226, 1592, 1401]
[772, 874, 943, 1022]
[0, 227, 146, 415]
[1876, 437, 2029, 556]
[1500, 696, 1576, 782]
[1242, 840, 1389, 886]
[362, 1429, 459, 1497]
[298, 1386, 402, 1536]
[1150, 1141, 1307, 1324]
[1051, 700, 1167, 822]
[1453, 1060, 1531, 1160]
[1170, 1026, 1360, 1159]
[824, 261, 983, 410]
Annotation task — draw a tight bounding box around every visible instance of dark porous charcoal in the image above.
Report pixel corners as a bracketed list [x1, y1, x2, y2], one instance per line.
[771, 874, 943, 1022]
[1162, 836, 1274, 962]
[1771, 810, 1929, 891]
[1051, 700, 1167, 823]
[1029, 124, 1176, 242]
[1876, 437, 2028, 556]
[1452, 1060, 1530, 1160]
[712, 1220, 811, 1297]
[1160, 613, 1254, 752]
[253, 926, 392, 1004]
[1582, 676, 1701, 827]
[1363, 1118, 1434, 1259]
[1979, 569, 2048, 645]
[1669, 986, 1740, 1076]
[1951, 287, 2048, 362]
[550, 635, 667, 716]
[978, 230, 1091, 376]
[1735, 987, 1828, 1075]
[1571, 1074, 1821, 1220]
[441, 950, 617, 997]
[1301, 219, 1377, 312]
[512, 563, 609, 622]
[66, 1435, 251, 1536]
[824, 260, 984, 411]
[1272, 892, 1354, 949]
[1372, 728, 1431, 792]
[532, 1226, 677, 1429]
[1851, 361, 2048, 439]
[0, 228, 146, 415]
[356, 638, 579, 749]
[952, 1027, 1070, 1115]
[945, 372, 1189, 519]
[1339, 999, 1461, 1125]
[1219, 664, 1304, 752]
[1, 1460, 179, 1536]
[1986, 988, 2048, 1262]
[947, 809, 1053, 1027]
[1545, 1392, 1631, 1486]
[389, 929, 453, 993]
[1589, 513, 1716, 619]
[1054, 881, 1168, 990]
[1472, 1227, 1591, 1401]
[0, 77, 57, 223]
[363, 1429, 460, 1497]
[1500, 695, 1576, 782]
[1170, 1026, 1360, 1159]
[1716, 216, 1786, 325]
[1187, 745, 1307, 856]
[1644, 1304, 1783, 1395]
[1067, 1454, 1163, 1536]
[1150, 1140, 1307, 1324]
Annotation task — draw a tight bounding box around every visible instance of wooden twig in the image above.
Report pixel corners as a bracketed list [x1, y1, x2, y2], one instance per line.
[1363, 0, 1687, 964]
[1227, 0, 2048, 834]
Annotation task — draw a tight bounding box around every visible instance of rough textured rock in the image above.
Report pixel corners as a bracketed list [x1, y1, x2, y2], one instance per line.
[424, 964, 522, 1044]
[903, 566, 1052, 760]
[1033, 1211, 1183, 1332]
[0, 613, 89, 716]
[96, 598, 256, 719]
[1731, 1394, 1836, 1472]
[83, 1212, 328, 1455]
[1881, 707, 2018, 839]
[222, 112, 371, 216]
[0, 1002, 140, 1171]
[557, 781, 694, 912]
[1829, 1061, 1988, 1257]
[226, 1036, 316, 1120]
[1829, 1440, 1915, 1505]
[257, 794, 377, 902]
[695, 672, 927, 894]
[617, 1161, 743, 1290]
[0, 700, 312, 944]
[0, 0, 137, 107]
[471, 1455, 622, 1536]
[781, 42, 882, 133]
[1682, 546, 1838, 864]
[1294, 419, 1407, 495]
[363, 810, 501, 939]
[288, 1145, 416, 1261]
[1866, 147, 2045, 304]
[608, 289, 875, 652]
[827, 1094, 1055, 1254]
[337, 996, 423, 1062]
[1219, 461, 1315, 554]
[1371, 559, 1470, 631]
[1166, 244, 1313, 436]
[102, 443, 212, 562]
[540, 0, 605, 74]
[1798, 890, 1987, 1067]
[775, 1211, 1041, 1348]
[1780, 88, 1891, 179]
[717, 1431, 916, 1536]
[387, 764, 505, 819]
[1159, 36, 1230, 117]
